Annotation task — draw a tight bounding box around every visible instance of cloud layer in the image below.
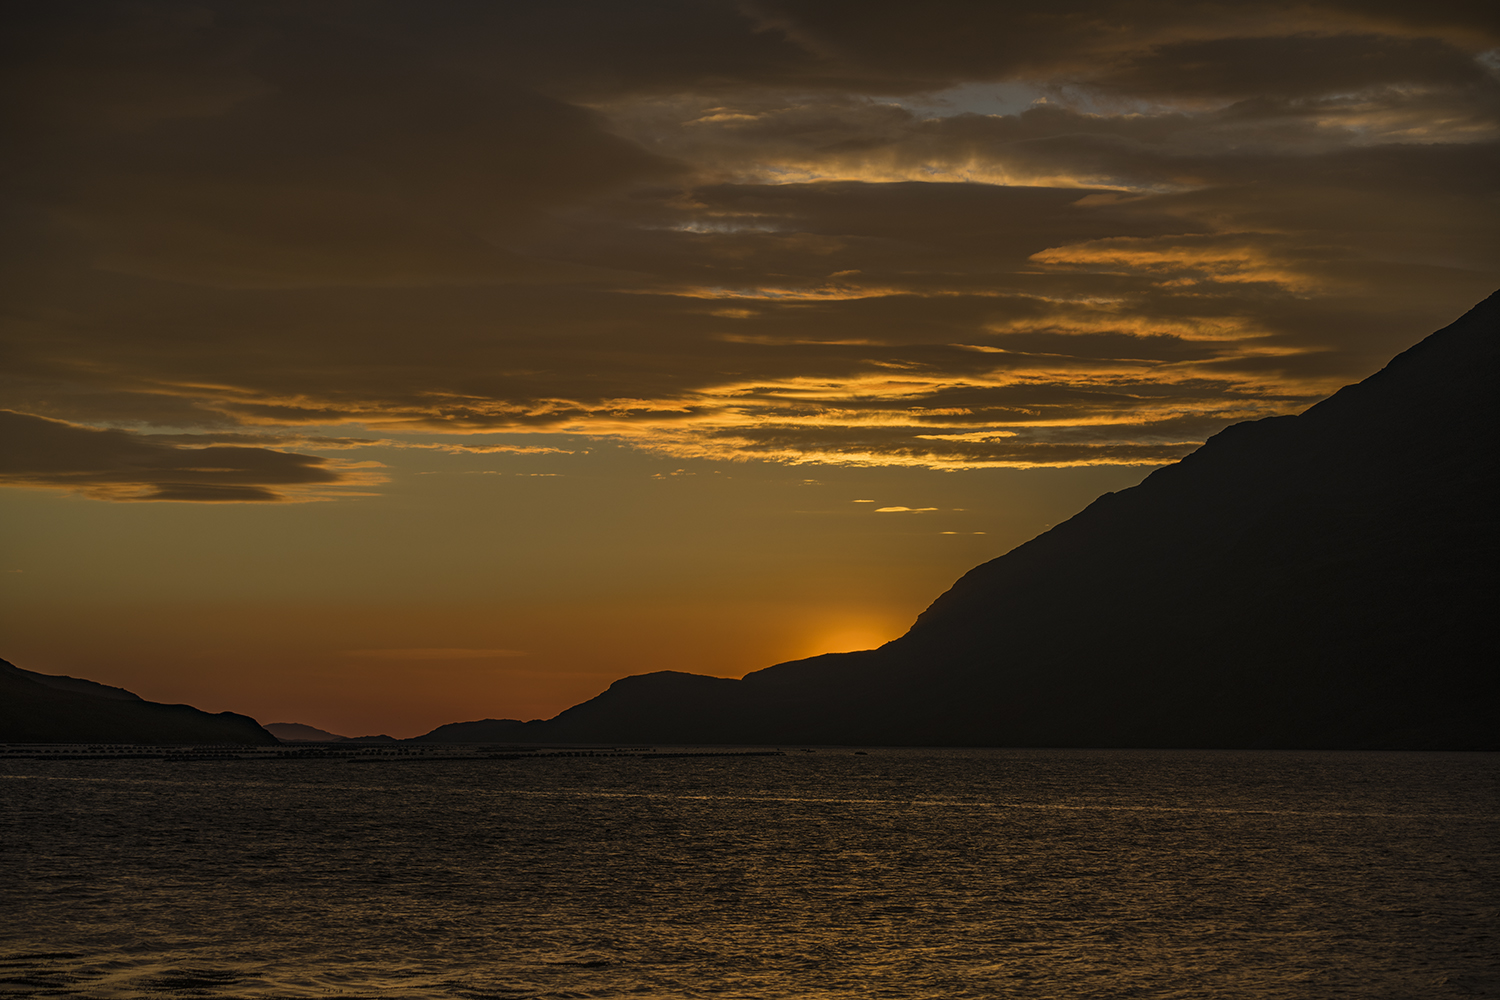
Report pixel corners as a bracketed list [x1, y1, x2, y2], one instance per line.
[0, 410, 377, 501]
[3, 0, 1496, 496]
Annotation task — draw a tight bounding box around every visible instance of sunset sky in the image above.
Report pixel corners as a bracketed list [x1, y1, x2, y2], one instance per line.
[2, 0, 1496, 736]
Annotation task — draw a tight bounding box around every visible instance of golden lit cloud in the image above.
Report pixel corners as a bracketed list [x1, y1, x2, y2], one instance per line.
[1030, 237, 1327, 293]
[343, 649, 529, 660]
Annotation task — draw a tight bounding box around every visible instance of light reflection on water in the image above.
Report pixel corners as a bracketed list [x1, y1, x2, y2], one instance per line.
[2, 748, 1497, 999]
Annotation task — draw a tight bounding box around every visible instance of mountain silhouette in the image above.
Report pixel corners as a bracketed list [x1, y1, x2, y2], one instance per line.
[432, 290, 1497, 749]
[264, 722, 349, 741]
[0, 659, 277, 744]
[412, 718, 531, 743]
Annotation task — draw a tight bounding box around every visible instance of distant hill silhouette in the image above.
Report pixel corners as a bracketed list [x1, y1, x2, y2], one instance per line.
[265, 722, 348, 741]
[411, 718, 531, 742]
[0, 659, 277, 744]
[426, 291, 1498, 749]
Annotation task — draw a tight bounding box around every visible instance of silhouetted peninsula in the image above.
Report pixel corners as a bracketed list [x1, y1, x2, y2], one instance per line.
[426, 291, 1499, 749]
[264, 722, 348, 742]
[0, 659, 277, 744]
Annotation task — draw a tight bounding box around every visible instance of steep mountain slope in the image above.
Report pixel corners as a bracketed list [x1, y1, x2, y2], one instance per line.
[0, 660, 278, 744]
[490, 290, 1497, 749]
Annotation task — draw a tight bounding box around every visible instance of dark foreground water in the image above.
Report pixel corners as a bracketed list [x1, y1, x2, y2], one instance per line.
[1, 748, 1496, 999]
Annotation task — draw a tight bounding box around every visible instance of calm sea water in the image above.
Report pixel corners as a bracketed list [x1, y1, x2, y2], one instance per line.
[1, 748, 1496, 999]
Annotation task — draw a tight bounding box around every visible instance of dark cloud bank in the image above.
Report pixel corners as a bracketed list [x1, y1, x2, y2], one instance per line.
[2, 0, 1496, 498]
[0, 410, 371, 501]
